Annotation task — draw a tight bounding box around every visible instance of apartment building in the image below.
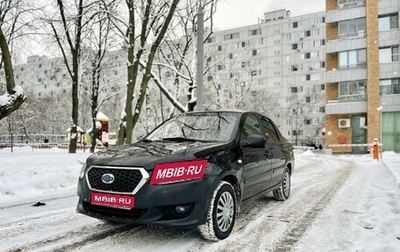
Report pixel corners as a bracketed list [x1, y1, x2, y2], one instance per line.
[3, 50, 127, 99]
[325, 0, 400, 153]
[204, 9, 326, 145]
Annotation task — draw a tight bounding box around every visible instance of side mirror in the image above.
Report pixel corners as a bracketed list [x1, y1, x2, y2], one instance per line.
[240, 135, 266, 148]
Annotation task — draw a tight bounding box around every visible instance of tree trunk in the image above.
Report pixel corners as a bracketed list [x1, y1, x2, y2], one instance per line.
[0, 25, 26, 120]
[131, 0, 180, 135]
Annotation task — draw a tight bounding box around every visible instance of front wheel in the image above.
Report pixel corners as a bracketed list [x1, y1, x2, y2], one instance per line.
[198, 181, 237, 241]
[273, 167, 291, 201]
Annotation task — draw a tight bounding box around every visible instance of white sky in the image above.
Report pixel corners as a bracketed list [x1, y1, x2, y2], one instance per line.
[213, 0, 326, 29]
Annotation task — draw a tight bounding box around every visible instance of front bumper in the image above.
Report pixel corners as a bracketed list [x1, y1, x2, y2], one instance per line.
[77, 173, 217, 227]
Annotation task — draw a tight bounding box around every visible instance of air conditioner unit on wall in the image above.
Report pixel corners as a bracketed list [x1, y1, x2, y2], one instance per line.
[338, 118, 351, 128]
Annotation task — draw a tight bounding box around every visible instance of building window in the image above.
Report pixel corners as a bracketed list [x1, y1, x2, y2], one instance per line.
[339, 0, 365, 8]
[339, 49, 367, 68]
[291, 87, 298, 93]
[249, 28, 262, 36]
[292, 43, 298, 50]
[218, 45, 222, 51]
[380, 78, 400, 95]
[224, 32, 240, 40]
[379, 46, 399, 63]
[292, 21, 298, 28]
[252, 50, 258, 56]
[217, 65, 225, 71]
[228, 53, 233, 59]
[321, 61, 326, 68]
[206, 37, 215, 43]
[306, 74, 311, 81]
[320, 84, 325, 90]
[207, 75, 213, 81]
[305, 97, 311, 103]
[339, 80, 367, 101]
[241, 42, 246, 48]
[319, 106, 325, 113]
[305, 30, 311, 37]
[378, 13, 398, 31]
[339, 18, 366, 38]
[321, 39, 325, 45]
[304, 52, 311, 59]
[292, 65, 298, 71]
[292, 130, 303, 136]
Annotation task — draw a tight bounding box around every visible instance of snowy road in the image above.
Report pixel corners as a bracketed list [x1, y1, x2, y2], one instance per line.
[1, 150, 399, 252]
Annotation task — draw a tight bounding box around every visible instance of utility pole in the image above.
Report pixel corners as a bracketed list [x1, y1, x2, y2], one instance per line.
[196, 1, 204, 111]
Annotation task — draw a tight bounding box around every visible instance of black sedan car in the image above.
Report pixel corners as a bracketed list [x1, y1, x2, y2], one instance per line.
[77, 110, 294, 241]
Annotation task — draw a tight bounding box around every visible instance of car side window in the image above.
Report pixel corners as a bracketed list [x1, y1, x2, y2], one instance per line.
[260, 116, 279, 142]
[241, 114, 263, 140]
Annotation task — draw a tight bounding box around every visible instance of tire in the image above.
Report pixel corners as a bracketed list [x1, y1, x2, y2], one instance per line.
[198, 181, 237, 241]
[273, 167, 291, 201]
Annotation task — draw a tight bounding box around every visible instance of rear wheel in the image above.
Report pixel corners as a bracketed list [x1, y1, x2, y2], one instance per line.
[273, 167, 291, 201]
[198, 181, 237, 241]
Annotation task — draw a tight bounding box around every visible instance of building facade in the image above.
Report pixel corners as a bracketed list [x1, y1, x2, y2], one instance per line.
[325, 0, 400, 152]
[204, 9, 327, 145]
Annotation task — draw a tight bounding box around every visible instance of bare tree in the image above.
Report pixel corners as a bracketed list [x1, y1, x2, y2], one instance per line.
[80, 0, 121, 152]
[156, 0, 217, 113]
[44, 0, 112, 153]
[288, 87, 325, 145]
[110, 0, 180, 145]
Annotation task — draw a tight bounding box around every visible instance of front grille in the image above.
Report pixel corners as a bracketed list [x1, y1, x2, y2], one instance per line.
[87, 166, 149, 194]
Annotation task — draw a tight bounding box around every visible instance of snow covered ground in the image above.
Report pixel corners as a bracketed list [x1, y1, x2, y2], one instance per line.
[1, 146, 399, 251]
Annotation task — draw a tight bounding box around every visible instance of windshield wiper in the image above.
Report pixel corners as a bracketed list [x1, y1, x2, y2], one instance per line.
[162, 137, 197, 142]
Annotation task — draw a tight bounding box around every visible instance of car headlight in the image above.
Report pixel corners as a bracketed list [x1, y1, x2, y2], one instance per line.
[79, 163, 87, 179]
[150, 160, 208, 185]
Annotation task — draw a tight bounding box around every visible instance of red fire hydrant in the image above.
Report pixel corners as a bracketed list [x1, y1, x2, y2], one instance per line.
[372, 138, 379, 160]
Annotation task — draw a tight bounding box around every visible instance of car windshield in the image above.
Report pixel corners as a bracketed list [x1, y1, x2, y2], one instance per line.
[144, 112, 240, 142]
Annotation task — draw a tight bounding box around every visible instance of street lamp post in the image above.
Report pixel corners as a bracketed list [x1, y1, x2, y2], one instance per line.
[196, 1, 204, 111]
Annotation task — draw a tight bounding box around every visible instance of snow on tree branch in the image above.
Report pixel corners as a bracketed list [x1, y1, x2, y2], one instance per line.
[0, 86, 27, 120]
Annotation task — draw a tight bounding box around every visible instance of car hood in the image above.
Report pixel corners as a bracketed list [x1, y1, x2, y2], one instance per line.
[86, 140, 233, 171]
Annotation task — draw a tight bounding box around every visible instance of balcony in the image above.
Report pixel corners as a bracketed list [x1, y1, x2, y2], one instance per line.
[379, 29, 400, 47]
[380, 62, 400, 79]
[326, 100, 367, 115]
[326, 5, 365, 23]
[326, 68, 367, 83]
[381, 94, 400, 112]
[326, 36, 366, 53]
